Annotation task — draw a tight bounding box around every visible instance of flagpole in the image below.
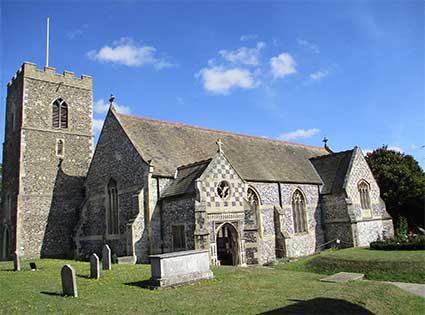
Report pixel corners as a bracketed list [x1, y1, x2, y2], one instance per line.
[46, 17, 50, 67]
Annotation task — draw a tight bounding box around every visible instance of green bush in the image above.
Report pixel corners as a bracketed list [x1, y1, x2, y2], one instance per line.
[370, 235, 425, 251]
[394, 216, 409, 242]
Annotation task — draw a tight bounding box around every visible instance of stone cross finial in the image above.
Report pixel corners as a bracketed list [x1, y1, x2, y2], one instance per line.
[322, 136, 328, 147]
[216, 139, 223, 153]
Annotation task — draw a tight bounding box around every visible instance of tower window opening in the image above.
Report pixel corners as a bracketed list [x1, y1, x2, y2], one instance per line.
[52, 98, 68, 129]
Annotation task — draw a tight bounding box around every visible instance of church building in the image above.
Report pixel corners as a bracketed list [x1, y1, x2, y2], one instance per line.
[1, 62, 394, 265]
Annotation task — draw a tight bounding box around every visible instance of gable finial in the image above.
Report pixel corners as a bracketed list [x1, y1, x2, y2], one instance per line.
[109, 94, 115, 106]
[322, 136, 328, 147]
[322, 136, 333, 153]
[216, 139, 223, 153]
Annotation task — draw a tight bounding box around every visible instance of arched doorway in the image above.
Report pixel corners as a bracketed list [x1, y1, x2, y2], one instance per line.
[216, 223, 239, 265]
[2, 227, 10, 260]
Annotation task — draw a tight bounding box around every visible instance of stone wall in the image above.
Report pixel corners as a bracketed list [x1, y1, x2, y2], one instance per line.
[76, 110, 149, 261]
[161, 196, 196, 252]
[279, 183, 323, 258]
[344, 148, 394, 243]
[356, 220, 384, 246]
[247, 182, 324, 260]
[0, 71, 24, 259]
[345, 148, 388, 220]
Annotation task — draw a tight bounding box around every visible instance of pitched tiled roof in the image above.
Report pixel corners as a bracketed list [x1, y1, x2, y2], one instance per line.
[310, 149, 354, 194]
[115, 111, 329, 183]
[162, 160, 211, 198]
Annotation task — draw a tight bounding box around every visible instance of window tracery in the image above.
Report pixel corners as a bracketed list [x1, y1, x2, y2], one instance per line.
[292, 189, 307, 233]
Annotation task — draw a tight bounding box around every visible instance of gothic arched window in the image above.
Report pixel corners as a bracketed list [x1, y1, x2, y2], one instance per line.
[52, 98, 68, 129]
[358, 181, 371, 209]
[246, 187, 260, 227]
[292, 189, 307, 233]
[107, 179, 119, 235]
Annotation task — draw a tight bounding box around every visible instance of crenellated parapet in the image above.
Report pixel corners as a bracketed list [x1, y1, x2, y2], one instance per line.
[8, 62, 92, 90]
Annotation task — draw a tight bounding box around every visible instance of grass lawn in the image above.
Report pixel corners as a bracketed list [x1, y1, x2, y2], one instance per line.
[0, 259, 424, 315]
[273, 247, 425, 284]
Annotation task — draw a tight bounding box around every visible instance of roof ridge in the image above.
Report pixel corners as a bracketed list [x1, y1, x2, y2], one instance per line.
[310, 148, 354, 160]
[177, 159, 212, 170]
[116, 112, 328, 152]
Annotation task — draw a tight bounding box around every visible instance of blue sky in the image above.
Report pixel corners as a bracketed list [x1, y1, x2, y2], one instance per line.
[1, 1, 424, 167]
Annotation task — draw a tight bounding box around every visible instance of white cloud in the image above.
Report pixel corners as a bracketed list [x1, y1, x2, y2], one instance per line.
[219, 42, 266, 66]
[87, 37, 176, 69]
[270, 53, 297, 79]
[93, 119, 104, 133]
[363, 149, 373, 155]
[197, 66, 256, 95]
[94, 99, 131, 115]
[279, 128, 320, 141]
[297, 39, 320, 54]
[309, 70, 329, 81]
[66, 24, 88, 40]
[240, 34, 258, 41]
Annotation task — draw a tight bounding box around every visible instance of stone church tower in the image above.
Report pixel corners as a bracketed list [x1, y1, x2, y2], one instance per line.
[0, 62, 93, 259]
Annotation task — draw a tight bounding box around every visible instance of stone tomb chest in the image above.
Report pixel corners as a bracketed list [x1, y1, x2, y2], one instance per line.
[149, 249, 213, 287]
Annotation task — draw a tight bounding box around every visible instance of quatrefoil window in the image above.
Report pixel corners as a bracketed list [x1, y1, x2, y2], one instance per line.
[217, 181, 231, 199]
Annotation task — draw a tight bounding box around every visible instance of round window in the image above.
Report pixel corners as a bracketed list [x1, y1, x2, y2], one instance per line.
[217, 181, 231, 199]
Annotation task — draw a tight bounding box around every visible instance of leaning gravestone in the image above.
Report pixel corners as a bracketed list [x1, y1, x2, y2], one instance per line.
[102, 245, 111, 270]
[61, 265, 78, 297]
[13, 252, 20, 271]
[90, 253, 100, 279]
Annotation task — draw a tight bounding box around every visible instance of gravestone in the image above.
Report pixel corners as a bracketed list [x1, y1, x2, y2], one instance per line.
[90, 253, 100, 279]
[320, 272, 364, 283]
[61, 264, 78, 297]
[29, 262, 37, 271]
[13, 252, 20, 271]
[102, 245, 111, 270]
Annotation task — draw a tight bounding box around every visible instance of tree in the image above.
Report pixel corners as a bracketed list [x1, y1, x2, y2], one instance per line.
[365, 146, 425, 229]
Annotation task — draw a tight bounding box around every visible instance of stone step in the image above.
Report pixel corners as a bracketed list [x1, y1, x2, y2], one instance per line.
[320, 272, 364, 283]
[117, 256, 137, 264]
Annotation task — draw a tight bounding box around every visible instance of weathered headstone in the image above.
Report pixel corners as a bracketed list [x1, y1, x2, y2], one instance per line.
[102, 244, 111, 270]
[13, 252, 20, 271]
[61, 264, 78, 297]
[29, 262, 37, 271]
[90, 253, 100, 279]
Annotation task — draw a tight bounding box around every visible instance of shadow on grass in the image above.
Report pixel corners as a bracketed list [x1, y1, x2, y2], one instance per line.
[40, 291, 64, 297]
[124, 279, 156, 290]
[258, 298, 375, 315]
[77, 274, 91, 279]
